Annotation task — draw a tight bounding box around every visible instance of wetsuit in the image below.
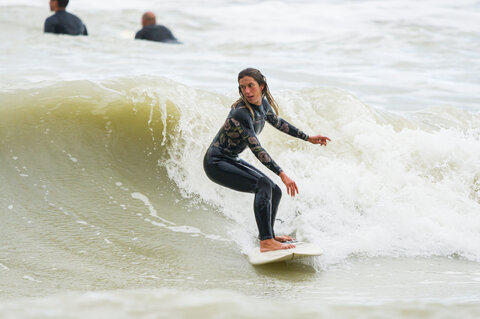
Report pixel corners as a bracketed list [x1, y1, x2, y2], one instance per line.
[135, 25, 179, 43]
[203, 98, 309, 240]
[44, 10, 88, 36]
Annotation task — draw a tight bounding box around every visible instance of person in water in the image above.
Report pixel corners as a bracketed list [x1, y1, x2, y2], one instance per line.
[44, 0, 88, 36]
[135, 11, 179, 43]
[203, 68, 331, 252]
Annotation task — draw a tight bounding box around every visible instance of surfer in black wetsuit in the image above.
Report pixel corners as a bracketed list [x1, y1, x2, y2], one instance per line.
[44, 0, 88, 36]
[203, 68, 331, 252]
[135, 12, 179, 43]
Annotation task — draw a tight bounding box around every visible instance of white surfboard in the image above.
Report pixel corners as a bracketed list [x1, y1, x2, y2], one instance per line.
[247, 241, 322, 265]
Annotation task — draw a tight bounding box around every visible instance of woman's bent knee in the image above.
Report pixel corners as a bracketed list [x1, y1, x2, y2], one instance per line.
[256, 176, 275, 193]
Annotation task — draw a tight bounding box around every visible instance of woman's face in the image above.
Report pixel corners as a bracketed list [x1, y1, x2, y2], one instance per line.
[239, 76, 264, 106]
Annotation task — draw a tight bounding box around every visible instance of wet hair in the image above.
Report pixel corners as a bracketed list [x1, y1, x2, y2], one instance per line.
[233, 68, 279, 118]
[57, 0, 69, 8]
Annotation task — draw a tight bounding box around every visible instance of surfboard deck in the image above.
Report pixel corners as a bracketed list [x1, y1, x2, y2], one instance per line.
[247, 241, 322, 265]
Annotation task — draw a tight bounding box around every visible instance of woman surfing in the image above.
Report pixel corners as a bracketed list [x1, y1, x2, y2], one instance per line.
[203, 68, 330, 252]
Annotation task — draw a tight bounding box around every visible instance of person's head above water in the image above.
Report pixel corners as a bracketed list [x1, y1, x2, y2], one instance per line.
[49, 0, 69, 12]
[235, 68, 279, 116]
[142, 11, 157, 27]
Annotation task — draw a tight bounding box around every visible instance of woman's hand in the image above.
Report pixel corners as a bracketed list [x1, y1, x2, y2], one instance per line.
[308, 135, 331, 146]
[279, 172, 299, 197]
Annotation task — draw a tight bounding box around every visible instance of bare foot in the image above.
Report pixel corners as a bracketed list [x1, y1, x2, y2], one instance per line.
[275, 235, 295, 243]
[260, 238, 295, 252]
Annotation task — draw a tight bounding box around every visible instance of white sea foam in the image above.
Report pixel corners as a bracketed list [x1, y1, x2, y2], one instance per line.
[158, 81, 480, 265]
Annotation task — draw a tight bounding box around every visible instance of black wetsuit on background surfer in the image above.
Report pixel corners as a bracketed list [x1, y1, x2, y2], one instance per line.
[44, 0, 88, 36]
[135, 11, 180, 43]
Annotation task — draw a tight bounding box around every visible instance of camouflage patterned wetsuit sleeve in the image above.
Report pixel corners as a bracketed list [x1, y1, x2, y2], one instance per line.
[264, 102, 309, 141]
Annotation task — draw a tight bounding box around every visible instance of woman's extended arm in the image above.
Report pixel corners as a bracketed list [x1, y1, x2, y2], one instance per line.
[265, 102, 331, 146]
[264, 100, 331, 146]
[245, 135, 283, 175]
[241, 121, 301, 197]
[266, 111, 310, 141]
